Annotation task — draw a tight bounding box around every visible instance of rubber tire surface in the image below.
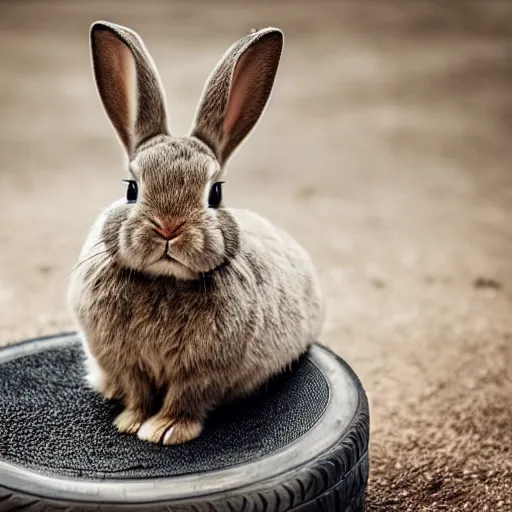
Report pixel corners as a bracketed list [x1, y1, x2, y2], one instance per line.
[0, 334, 369, 512]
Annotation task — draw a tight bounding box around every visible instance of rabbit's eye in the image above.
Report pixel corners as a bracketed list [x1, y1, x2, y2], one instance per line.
[208, 182, 224, 208]
[123, 180, 138, 203]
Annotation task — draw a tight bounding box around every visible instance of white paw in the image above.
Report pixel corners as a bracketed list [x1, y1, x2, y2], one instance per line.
[136, 414, 203, 445]
[162, 420, 203, 445]
[137, 415, 174, 444]
[113, 408, 144, 434]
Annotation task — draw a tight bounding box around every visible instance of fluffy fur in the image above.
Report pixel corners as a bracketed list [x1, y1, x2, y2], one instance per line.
[68, 21, 323, 445]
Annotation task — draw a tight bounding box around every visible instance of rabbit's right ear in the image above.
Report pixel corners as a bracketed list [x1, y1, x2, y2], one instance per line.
[90, 22, 169, 157]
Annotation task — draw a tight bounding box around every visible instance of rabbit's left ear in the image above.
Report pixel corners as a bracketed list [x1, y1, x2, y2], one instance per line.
[191, 28, 283, 166]
[90, 21, 169, 157]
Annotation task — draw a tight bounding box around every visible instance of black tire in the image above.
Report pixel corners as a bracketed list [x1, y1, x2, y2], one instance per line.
[0, 333, 369, 511]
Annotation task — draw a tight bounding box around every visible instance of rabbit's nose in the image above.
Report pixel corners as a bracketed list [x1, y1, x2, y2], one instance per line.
[151, 218, 183, 240]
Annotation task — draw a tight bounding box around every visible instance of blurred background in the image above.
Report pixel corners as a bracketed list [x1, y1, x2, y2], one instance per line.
[0, 0, 511, 510]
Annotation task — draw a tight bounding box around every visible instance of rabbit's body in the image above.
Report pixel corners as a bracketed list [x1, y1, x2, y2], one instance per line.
[69, 23, 323, 444]
[70, 205, 321, 417]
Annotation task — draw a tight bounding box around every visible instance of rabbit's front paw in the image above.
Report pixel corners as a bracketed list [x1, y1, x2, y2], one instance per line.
[137, 414, 174, 444]
[163, 419, 203, 445]
[137, 414, 203, 445]
[113, 408, 146, 434]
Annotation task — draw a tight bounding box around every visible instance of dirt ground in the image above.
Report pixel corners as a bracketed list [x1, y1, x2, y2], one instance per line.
[1, 0, 511, 510]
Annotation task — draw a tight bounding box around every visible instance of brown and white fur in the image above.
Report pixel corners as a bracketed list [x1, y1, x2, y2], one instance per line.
[68, 21, 323, 445]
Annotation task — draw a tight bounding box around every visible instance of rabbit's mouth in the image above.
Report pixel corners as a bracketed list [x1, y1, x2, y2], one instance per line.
[163, 250, 191, 270]
[142, 253, 198, 280]
[162, 252, 189, 270]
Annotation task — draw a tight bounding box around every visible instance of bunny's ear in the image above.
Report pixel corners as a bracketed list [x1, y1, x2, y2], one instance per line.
[191, 28, 283, 166]
[90, 21, 169, 156]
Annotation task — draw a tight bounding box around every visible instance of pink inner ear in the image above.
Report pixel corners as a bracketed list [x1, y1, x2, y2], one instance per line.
[224, 50, 254, 137]
[94, 30, 137, 150]
[115, 38, 137, 134]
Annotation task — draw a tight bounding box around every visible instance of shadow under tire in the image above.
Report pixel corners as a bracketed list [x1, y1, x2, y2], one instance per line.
[0, 333, 369, 511]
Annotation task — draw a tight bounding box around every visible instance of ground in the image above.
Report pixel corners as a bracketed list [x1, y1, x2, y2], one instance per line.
[0, 1, 511, 510]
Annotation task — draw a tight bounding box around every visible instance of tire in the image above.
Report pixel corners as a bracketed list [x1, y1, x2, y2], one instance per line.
[0, 333, 369, 511]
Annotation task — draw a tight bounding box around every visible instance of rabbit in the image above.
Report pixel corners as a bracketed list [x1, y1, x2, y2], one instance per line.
[68, 21, 323, 445]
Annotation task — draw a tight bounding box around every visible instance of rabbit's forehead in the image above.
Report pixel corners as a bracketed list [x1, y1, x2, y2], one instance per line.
[133, 138, 219, 186]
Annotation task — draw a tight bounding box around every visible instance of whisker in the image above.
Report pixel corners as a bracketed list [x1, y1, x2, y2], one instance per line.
[85, 254, 112, 277]
[70, 250, 110, 275]
[91, 253, 111, 271]
[87, 238, 106, 252]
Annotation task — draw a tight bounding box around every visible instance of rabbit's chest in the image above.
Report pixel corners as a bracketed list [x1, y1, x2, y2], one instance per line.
[88, 276, 242, 379]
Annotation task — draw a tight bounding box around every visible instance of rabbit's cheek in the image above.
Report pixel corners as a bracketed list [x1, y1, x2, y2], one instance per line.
[170, 227, 225, 272]
[201, 228, 225, 262]
[100, 202, 131, 253]
[216, 210, 240, 260]
[117, 231, 140, 268]
[118, 223, 161, 269]
[171, 227, 204, 255]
